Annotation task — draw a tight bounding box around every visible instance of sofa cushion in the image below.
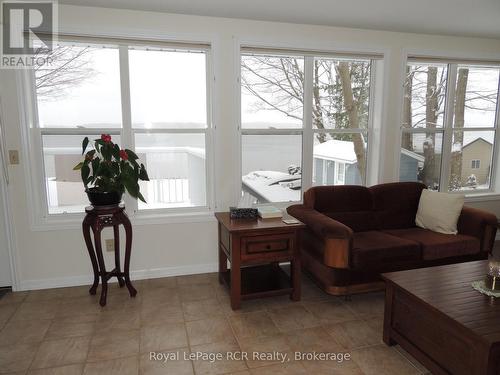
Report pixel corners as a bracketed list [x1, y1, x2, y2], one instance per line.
[324, 211, 377, 232]
[384, 228, 480, 260]
[305, 185, 377, 232]
[370, 182, 426, 230]
[351, 231, 421, 269]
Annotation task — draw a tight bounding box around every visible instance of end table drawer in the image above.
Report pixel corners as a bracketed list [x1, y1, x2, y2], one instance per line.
[242, 233, 294, 257]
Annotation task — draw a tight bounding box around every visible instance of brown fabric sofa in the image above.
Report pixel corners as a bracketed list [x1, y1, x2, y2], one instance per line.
[287, 182, 498, 296]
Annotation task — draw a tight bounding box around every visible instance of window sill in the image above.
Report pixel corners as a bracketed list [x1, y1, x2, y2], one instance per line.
[30, 210, 216, 231]
[464, 192, 500, 203]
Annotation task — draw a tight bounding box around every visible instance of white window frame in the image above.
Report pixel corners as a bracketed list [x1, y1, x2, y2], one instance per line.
[19, 35, 215, 229]
[471, 159, 480, 169]
[238, 47, 380, 206]
[399, 57, 500, 195]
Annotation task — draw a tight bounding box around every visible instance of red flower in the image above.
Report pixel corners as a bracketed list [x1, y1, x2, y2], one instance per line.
[120, 150, 128, 160]
[101, 134, 112, 143]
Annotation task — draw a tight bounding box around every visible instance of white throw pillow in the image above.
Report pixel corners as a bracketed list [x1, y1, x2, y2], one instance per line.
[415, 189, 465, 235]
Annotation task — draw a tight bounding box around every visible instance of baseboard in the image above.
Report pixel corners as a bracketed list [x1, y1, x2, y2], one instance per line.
[16, 262, 218, 291]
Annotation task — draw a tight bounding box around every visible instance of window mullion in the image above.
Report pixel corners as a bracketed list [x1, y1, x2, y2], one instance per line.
[302, 56, 314, 193]
[118, 45, 137, 212]
[489, 75, 500, 192]
[440, 64, 458, 192]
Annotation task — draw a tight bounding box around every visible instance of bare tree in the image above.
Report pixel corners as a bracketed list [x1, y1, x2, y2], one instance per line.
[34, 45, 96, 101]
[241, 56, 370, 180]
[449, 68, 469, 190]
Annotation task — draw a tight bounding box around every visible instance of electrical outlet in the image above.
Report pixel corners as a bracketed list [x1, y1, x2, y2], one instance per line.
[105, 239, 114, 252]
[8, 150, 19, 165]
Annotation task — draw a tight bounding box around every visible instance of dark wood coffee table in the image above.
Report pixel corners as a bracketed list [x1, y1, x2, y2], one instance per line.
[383, 260, 500, 375]
[215, 212, 305, 310]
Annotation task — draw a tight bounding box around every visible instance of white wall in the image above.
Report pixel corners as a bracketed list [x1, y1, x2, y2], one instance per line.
[1, 5, 500, 290]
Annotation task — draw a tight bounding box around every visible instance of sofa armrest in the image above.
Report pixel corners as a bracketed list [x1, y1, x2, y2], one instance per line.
[457, 206, 497, 252]
[287, 205, 353, 268]
[287, 205, 353, 239]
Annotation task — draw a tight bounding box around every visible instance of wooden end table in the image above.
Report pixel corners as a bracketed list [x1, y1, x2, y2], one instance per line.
[215, 212, 305, 310]
[82, 203, 137, 306]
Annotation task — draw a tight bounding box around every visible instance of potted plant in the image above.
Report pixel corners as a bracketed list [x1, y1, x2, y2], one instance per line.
[73, 134, 149, 206]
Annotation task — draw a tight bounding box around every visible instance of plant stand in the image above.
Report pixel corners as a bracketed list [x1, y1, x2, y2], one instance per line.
[82, 203, 137, 306]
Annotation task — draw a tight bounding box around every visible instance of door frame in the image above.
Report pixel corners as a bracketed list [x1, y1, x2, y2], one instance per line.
[0, 97, 19, 290]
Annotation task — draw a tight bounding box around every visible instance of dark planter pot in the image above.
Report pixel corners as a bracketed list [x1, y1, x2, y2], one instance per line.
[86, 188, 123, 206]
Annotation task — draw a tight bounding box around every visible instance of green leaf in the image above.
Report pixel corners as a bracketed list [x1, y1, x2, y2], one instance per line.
[139, 164, 149, 181]
[81, 137, 89, 155]
[125, 149, 139, 161]
[73, 162, 84, 170]
[91, 158, 100, 174]
[81, 164, 90, 186]
[137, 191, 147, 203]
[112, 144, 120, 160]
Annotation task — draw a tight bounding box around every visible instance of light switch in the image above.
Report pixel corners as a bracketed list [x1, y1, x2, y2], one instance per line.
[8, 150, 19, 165]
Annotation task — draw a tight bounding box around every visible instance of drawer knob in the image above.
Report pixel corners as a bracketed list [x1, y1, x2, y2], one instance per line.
[266, 245, 271, 250]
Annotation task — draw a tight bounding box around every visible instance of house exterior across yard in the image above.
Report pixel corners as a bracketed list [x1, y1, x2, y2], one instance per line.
[461, 137, 492, 186]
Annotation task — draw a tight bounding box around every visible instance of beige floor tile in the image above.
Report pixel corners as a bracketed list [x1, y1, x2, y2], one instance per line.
[261, 295, 297, 310]
[182, 299, 224, 322]
[364, 315, 384, 334]
[31, 337, 90, 369]
[178, 285, 216, 302]
[229, 312, 279, 340]
[0, 304, 19, 328]
[285, 327, 343, 353]
[25, 289, 66, 303]
[0, 292, 28, 306]
[325, 319, 381, 349]
[186, 317, 233, 346]
[352, 345, 420, 375]
[87, 329, 139, 362]
[141, 303, 184, 327]
[143, 277, 178, 290]
[83, 356, 138, 375]
[59, 286, 95, 300]
[249, 362, 308, 374]
[300, 284, 330, 302]
[28, 364, 84, 375]
[221, 299, 267, 317]
[0, 343, 39, 373]
[267, 305, 320, 332]
[100, 292, 141, 313]
[94, 312, 141, 333]
[141, 289, 181, 308]
[302, 300, 355, 323]
[176, 273, 217, 286]
[238, 334, 293, 369]
[55, 298, 101, 318]
[0, 319, 51, 345]
[12, 301, 61, 321]
[345, 292, 385, 318]
[140, 323, 188, 352]
[300, 357, 364, 375]
[190, 340, 247, 375]
[45, 321, 95, 340]
[139, 349, 193, 375]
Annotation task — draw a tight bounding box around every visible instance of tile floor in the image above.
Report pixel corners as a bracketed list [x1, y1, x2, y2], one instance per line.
[0, 272, 431, 375]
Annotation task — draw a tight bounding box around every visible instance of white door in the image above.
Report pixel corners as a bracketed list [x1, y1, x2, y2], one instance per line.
[0, 106, 11, 287]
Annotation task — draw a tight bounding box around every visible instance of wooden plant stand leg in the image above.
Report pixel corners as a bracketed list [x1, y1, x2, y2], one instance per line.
[113, 224, 125, 288]
[82, 216, 99, 296]
[120, 211, 137, 298]
[93, 226, 108, 307]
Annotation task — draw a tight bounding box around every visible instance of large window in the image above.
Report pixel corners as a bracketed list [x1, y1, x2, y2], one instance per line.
[31, 38, 211, 215]
[241, 50, 376, 204]
[400, 60, 500, 192]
